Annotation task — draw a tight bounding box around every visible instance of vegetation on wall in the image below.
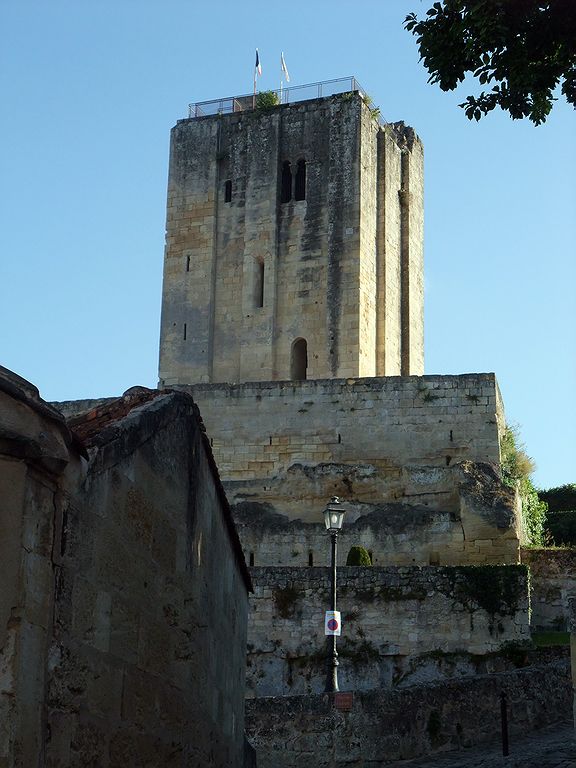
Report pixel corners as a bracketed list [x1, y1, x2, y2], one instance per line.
[255, 90, 280, 109]
[455, 565, 528, 617]
[346, 546, 373, 566]
[500, 425, 547, 545]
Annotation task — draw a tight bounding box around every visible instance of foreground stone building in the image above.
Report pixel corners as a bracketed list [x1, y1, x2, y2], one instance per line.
[0, 366, 251, 767]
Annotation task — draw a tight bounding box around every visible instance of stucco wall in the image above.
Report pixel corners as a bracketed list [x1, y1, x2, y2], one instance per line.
[246, 565, 530, 697]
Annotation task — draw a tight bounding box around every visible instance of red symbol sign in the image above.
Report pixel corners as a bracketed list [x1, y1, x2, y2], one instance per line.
[327, 618, 339, 631]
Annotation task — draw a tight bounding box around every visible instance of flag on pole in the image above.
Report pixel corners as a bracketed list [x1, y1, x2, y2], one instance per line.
[281, 52, 290, 83]
[255, 49, 262, 77]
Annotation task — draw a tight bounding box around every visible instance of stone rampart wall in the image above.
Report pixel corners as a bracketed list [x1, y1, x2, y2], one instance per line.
[522, 547, 576, 630]
[246, 565, 530, 697]
[245, 660, 571, 767]
[186, 373, 505, 521]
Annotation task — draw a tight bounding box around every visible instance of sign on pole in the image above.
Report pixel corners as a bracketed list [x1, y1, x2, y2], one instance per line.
[325, 610, 341, 636]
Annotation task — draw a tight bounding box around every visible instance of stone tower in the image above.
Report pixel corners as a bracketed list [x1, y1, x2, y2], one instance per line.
[158, 87, 424, 386]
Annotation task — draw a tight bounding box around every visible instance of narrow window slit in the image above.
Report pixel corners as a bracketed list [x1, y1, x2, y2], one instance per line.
[183, 323, 187, 340]
[224, 179, 232, 203]
[308, 552, 314, 567]
[280, 161, 292, 203]
[186, 255, 191, 272]
[249, 552, 255, 567]
[295, 158, 306, 201]
[255, 260, 265, 308]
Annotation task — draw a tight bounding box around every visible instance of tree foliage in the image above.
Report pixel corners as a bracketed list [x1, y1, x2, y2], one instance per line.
[405, 0, 576, 124]
[538, 483, 576, 513]
[538, 484, 576, 544]
[500, 425, 547, 545]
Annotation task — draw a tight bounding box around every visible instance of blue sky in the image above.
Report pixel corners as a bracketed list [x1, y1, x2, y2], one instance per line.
[1, 0, 574, 489]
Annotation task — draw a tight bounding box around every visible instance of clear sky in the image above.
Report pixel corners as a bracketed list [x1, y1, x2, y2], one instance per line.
[1, 1, 574, 489]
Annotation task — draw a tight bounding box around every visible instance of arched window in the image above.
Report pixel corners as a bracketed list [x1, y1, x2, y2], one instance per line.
[295, 158, 306, 201]
[255, 260, 265, 308]
[290, 338, 308, 380]
[280, 161, 292, 203]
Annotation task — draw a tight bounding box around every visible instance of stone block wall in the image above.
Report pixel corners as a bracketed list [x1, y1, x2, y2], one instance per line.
[245, 661, 571, 767]
[158, 92, 424, 386]
[48, 393, 250, 767]
[186, 373, 505, 520]
[246, 565, 530, 697]
[0, 369, 251, 768]
[522, 547, 576, 630]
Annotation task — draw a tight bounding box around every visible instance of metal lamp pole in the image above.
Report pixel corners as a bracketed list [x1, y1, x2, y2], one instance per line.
[323, 496, 345, 693]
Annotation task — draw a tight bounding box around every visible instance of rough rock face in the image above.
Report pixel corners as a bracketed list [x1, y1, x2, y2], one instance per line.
[232, 460, 520, 568]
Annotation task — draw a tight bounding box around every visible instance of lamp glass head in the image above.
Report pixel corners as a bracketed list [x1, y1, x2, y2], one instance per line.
[323, 497, 345, 531]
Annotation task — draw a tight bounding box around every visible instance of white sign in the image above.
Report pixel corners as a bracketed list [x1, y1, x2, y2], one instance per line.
[325, 610, 341, 636]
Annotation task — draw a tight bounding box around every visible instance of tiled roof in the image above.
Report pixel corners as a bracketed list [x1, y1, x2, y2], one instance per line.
[68, 389, 160, 445]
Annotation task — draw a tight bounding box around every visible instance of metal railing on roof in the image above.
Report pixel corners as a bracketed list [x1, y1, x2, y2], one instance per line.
[188, 76, 380, 120]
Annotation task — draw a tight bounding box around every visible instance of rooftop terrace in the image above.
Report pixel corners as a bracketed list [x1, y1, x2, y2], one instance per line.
[188, 76, 386, 124]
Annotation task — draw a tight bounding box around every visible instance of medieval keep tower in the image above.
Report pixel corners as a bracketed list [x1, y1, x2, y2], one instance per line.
[158, 85, 424, 386]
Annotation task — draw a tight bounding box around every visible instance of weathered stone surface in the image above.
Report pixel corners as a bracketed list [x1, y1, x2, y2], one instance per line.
[246, 565, 530, 697]
[522, 548, 576, 630]
[0, 368, 250, 768]
[245, 661, 571, 767]
[158, 92, 424, 387]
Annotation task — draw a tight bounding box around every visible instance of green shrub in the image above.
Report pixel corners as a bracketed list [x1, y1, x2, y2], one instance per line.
[255, 90, 280, 109]
[346, 546, 372, 566]
[500, 425, 547, 545]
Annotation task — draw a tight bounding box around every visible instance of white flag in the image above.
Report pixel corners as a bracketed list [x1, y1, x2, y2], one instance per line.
[281, 52, 290, 83]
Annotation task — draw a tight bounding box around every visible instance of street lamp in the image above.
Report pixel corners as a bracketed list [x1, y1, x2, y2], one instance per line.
[323, 496, 346, 693]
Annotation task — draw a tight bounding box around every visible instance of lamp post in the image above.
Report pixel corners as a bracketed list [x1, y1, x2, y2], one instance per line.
[323, 496, 346, 693]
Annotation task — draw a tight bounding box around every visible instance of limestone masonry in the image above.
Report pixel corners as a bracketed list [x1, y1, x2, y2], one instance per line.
[6, 80, 569, 767]
[159, 92, 424, 385]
